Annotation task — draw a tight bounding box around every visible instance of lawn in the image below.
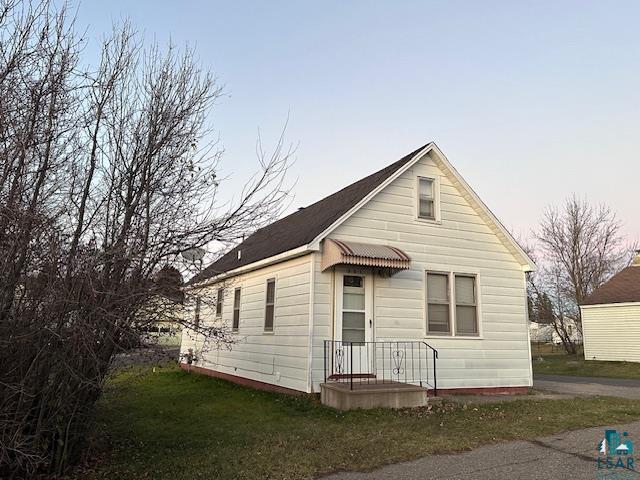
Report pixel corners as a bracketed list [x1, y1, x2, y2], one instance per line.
[75, 364, 640, 480]
[533, 354, 640, 379]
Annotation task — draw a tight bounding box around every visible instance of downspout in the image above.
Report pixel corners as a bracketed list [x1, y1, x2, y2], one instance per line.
[306, 253, 316, 393]
[523, 270, 533, 387]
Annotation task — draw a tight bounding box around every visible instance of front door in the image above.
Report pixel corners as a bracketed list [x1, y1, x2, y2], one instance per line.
[335, 271, 373, 375]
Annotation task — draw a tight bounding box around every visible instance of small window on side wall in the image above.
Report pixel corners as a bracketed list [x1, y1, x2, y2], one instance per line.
[232, 287, 241, 331]
[194, 297, 201, 327]
[426, 272, 450, 334]
[264, 278, 276, 332]
[418, 177, 436, 220]
[216, 288, 224, 317]
[454, 274, 478, 336]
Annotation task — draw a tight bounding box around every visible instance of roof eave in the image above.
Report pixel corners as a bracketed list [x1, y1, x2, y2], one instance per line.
[184, 244, 317, 291]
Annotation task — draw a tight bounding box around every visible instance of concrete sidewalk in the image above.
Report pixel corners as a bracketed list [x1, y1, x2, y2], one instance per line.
[323, 421, 640, 480]
[534, 374, 640, 399]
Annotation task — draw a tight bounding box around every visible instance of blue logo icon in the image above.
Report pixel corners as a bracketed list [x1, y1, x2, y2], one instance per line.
[596, 429, 636, 477]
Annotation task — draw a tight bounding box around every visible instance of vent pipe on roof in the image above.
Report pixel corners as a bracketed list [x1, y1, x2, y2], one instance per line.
[237, 250, 242, 261]
[633, 250, 640, 267]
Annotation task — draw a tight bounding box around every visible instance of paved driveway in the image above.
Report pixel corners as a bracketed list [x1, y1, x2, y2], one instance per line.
[322, 421, 640, 480]
[534, 374, 640, 399]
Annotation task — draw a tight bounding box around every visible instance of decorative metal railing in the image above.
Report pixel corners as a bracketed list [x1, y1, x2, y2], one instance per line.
[323, 340, 438, 394]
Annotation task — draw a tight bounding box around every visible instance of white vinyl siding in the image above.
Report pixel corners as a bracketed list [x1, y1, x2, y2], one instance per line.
[317, 150, 531, 391]
[180, 255, 312, 392]
[581, 303, 640, 363]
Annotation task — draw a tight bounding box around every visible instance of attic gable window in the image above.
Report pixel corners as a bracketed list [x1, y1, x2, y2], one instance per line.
[418, 177, 437, 220]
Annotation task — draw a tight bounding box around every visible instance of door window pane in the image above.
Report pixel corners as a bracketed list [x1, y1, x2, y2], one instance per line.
[342, 312, 365, 343]
[342, 276, 365, 343]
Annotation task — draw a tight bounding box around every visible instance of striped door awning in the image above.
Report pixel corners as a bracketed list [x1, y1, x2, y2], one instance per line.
[321, 238, 411, 271]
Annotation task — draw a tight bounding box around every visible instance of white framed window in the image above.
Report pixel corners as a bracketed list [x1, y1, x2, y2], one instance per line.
[454, 274, 478, 336]
[264, 278, 276, 332]
[417, 176, 439, 221]
[426, 271, 481, 337]
[216, 288, 224, 317]
[232, 287, 241, 331]
[194, 296, 201, 327]
[426, 272, 450, 334]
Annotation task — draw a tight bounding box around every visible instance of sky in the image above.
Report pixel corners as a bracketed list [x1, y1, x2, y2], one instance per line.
[77, 1, 640, 245]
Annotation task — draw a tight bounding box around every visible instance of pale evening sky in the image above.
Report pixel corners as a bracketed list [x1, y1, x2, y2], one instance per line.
[78, 1, 640, 245]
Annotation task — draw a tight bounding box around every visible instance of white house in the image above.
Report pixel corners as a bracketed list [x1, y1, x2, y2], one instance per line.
[180, 143, 536, 401]
[529, 320, 582, 345]
[580, 253, 640, 363]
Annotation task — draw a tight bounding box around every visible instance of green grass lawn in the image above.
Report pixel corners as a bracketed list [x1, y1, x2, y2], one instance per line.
[533, 354, 640, 379]
[76, 364, 640, 480]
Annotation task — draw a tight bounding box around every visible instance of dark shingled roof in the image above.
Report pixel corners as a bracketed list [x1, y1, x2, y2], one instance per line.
[581, 265, 640, 306]
[188, 143, 430, 285]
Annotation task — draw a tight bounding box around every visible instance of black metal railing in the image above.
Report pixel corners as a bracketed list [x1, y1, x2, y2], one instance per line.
[323, 340, 438, 395]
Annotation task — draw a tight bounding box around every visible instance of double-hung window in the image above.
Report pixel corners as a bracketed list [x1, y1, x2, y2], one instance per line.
[216, 288, 224, 317]
[454, 274, 478, 336]
[194, 297, 201, 327]
[418, 177, 436, 220]
[232, 287, 241, 331]
[264, 278, 276, 332]
[426, 273, 450, 334]
[426, 272, 479, 336]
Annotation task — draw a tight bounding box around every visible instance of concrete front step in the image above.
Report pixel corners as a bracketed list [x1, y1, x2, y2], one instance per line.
[320, 381, 433, 410]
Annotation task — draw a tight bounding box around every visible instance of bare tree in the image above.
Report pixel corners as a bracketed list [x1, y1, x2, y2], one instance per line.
[0, 1, 293, 477]
[528, 196, 633, 353]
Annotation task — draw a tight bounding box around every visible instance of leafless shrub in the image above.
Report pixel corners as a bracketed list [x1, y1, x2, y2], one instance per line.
[527, 196, 634, 353]
[0, 1, 292, 476]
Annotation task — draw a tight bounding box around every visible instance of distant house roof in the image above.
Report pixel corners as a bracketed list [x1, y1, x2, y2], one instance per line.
[581, 263, 640, 306]
[187, 144, 429, 285]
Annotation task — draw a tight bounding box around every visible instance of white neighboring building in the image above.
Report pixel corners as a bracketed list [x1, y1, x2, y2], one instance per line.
[180, 143, 536, 396]
[580, 253, 640, 363]
[529, 322, 554, 342]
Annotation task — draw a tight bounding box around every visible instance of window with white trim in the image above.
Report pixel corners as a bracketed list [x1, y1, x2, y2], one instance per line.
[216, 288, 224, 317]
[426, 272, 450, 334]
[232, 287, 241, 331]
[454, 274, 478, 336]
[418, 177, 436, 220]
[426, 271, 480, 337]
[264, 278, 276, 332]
[194, 296, 201, 327]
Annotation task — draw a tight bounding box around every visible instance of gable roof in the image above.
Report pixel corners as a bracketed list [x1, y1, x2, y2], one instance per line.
[188, 141, 536, 286]
[581, 264, 640, 306]
[187, 144, 429, 285]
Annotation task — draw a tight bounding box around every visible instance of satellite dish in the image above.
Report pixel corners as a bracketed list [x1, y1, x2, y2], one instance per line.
[181, 247, 206, 262]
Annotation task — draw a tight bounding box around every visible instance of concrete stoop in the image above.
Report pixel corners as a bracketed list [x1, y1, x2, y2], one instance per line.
[320, 381, 431, 410]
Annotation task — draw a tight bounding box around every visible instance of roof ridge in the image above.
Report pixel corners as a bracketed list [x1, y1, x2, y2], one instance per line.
[187, 143, 430, 285]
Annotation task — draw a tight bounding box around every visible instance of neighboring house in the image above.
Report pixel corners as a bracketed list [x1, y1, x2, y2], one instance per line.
[529, 321, 554, 342]
[580, 252, 640, 363]
[180, 142, 536, 400]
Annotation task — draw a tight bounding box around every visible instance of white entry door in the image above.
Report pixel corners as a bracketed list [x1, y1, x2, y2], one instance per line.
[336, 271, 373, 375]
